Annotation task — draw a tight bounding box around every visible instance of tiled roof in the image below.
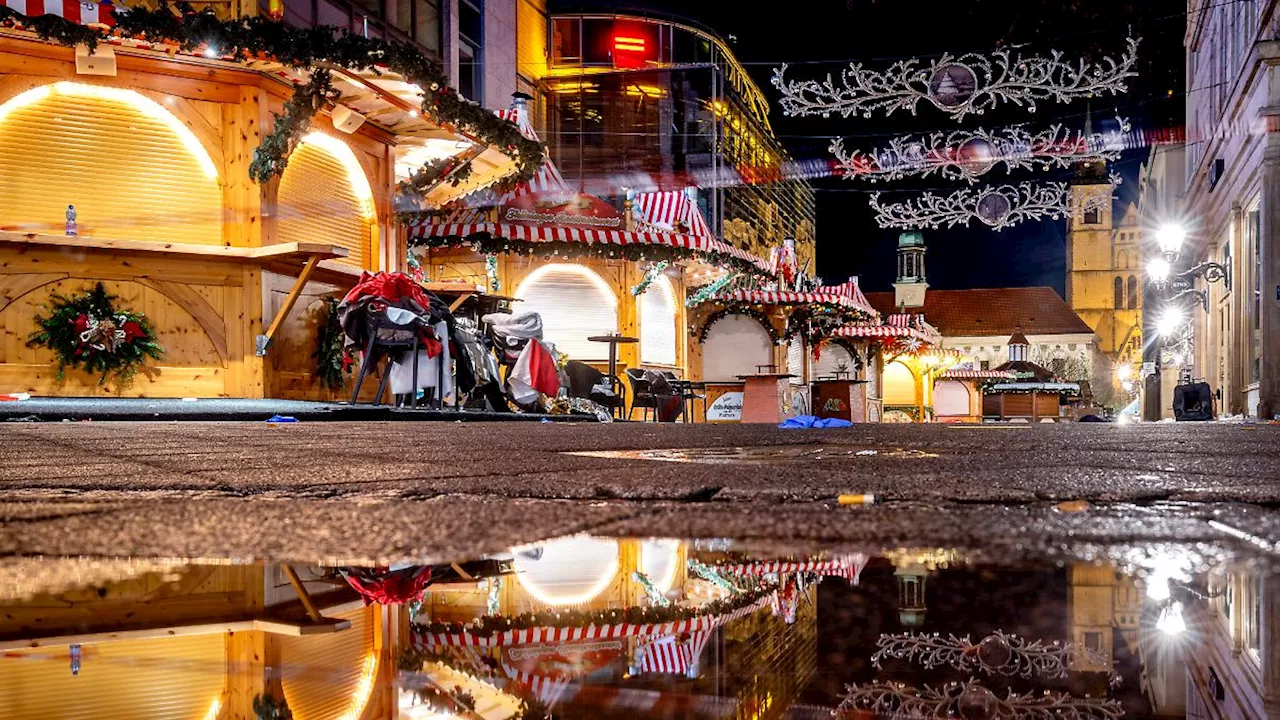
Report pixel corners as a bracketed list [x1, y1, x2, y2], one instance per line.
[863, 287, 1096, 338]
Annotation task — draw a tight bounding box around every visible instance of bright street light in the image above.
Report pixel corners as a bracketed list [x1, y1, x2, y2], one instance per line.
[1156, 223, 1187, 255]
[1117, 365, 1132, 381]
[1156, 602, 1187, 635]
[1147, 257, 1171, 284]
[1156, 307, 1185, 338]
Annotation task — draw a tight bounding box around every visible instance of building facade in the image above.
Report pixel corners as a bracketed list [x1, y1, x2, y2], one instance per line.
[1136, 144, 1188, 420]
[1180, 0, 1277, 419]
[1065, 182, 1145, 369]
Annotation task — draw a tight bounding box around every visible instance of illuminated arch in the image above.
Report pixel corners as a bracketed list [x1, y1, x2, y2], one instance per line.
[933, 379, 971, 417]
[515, 264, 619, 359]
[277, 132, 378, 268]
[514, 536, 620, 606]
[640, 539, 682, 593]
[639, 273, 678, 365]
[701, 312, 773, 382]
[0, 81, 222, 244]
[882, 360, 917, 406]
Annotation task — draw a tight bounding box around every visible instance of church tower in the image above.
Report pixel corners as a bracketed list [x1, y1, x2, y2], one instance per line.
[893, 231, 928, 309]
[1066, 150, 1129, 356]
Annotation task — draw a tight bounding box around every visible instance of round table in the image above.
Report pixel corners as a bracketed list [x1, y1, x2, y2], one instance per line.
[588, 334, 638, 417]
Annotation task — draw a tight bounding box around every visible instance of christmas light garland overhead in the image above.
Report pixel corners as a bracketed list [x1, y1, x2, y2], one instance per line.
[837, 680, 1124, 720]
[868, 176, 1119, 231]
[772, 38, 1140, 122]
[871, 631, 1090, 680]
[830, 118, 1131, 183]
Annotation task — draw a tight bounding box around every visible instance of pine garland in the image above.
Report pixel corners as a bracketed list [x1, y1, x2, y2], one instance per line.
[0, 3, 544, 198]
[695, 306, 783, 345]
[313, 297, 352, 391]
[26, 283, 164, 387]
[408, 232, 769, 279]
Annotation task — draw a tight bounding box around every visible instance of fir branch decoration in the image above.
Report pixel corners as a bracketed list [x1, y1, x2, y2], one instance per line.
[313, 297, 352, 391]
[0, 3, 544, 199]
[26, 283, 164, 387]
[696, 307, 783, 345]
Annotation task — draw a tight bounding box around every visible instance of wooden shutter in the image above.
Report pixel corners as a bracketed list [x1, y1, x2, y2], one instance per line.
[786, 337, 805, 384]
[702, 314, 772, 382]
[639, 275, 677, 366]
[280, 606, 377, 720]
[277, 140, 372, 269]
[514, 265, 618, 360]
[0, 82, 222, 244]
[813, 344, 853, 378]
[0, 635, 225, 720]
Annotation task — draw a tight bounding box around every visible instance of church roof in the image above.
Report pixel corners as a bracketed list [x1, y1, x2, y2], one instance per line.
[863, 287, 1095, 338]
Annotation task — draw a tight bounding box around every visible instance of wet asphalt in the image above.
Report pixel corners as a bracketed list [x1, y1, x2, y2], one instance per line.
[0, 421, 1277, 564]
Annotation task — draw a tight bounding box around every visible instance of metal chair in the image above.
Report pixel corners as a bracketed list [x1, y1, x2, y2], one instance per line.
[625, 367, 658, 422]
[349, 304, 428, 407]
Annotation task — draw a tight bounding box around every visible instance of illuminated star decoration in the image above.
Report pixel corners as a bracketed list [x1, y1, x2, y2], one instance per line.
[838, 679, 1124, 720]
[872, 631, 1104, 680]
[772, 38, 1140, 122]
[868, 176, 1119, 231]
[830, 119, 1131, 183]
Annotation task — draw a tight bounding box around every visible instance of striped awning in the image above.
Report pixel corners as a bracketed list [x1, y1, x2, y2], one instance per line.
[634, 189, 713, 238]
[407, 219, 774, 274]
[815, 279, 874, 311]
[707, 289, 877, 317]
[1, 0, 114, 24]
[834, 324, 928, 339]
[635, 631, 712, 676]
[503, 667, 573, 706]
[413, 593, 772, 649]
[939, 369, 1018, 380]
[714, 555, 868, 584]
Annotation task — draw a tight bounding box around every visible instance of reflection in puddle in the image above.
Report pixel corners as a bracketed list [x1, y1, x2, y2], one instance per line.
[0, 538, 1273, 719]
[567, 446, 940, 464]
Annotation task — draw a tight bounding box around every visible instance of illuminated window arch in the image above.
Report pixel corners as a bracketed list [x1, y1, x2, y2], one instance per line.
[514, 536, 620, 606]
[814, 342, 855, 378]
[702, 313, 772, 382]
[515, 264, 618, 359]
[934, 379, 971, 417]
[278, 132, 377, 269]
[640, 539, 682, 593]
[639, 273, 677, 365]
[883, 360, 916, 406]
[0, 81, 221, 244]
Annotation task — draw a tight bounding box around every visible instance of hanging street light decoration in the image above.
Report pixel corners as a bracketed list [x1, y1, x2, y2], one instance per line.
[830, 119, 1131, 183]
[772, 38, 1140, 122]
[871, 631, 1098, 680]
[837, 679, 1124, 720]
[868, 177, 1118, 231]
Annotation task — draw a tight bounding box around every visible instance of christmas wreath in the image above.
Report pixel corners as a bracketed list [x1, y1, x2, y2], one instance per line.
[313, 297, 353, 391]
[26, 283, 164, 386]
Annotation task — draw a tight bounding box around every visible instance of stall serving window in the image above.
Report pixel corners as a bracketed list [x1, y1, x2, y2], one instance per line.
[702, 314, 772, 382]
[514, 265, 618, 360]
[276, 133, 376, 269]
[813, 343, 856, 378]
[639, 274, 678, 366]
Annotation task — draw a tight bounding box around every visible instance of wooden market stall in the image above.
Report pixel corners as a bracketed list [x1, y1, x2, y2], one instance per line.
[932, 369, 1017, 423]
[404, 96, 774, 391]
[981, 331, 1080, 422]
[0, 5, 539, 400]
[688, 279, 879, 423]
[833, 313, 958, 423]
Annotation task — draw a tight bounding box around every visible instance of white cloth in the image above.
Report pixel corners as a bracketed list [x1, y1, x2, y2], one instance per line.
[481, 311, 544, 340]
[389, 321, 455, 398]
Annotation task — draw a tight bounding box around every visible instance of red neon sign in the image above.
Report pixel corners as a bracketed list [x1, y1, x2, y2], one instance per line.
[613, 34, 646, 53]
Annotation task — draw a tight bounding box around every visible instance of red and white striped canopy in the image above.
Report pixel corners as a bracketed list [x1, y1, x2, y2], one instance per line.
[815, 278, 874, 313]
[836, 312, 941, 344]
[407, 219, 773, 273]
[939, 369, 1018, 380]
[713, 555, 867, 584]
[634, 189, 713, 238]
[413, 593, 772, 649]
[503, 666, 573, 706]
[707, 289, 877, 316]
[1, 0, 115, 25]
[635, 631, 712, 676]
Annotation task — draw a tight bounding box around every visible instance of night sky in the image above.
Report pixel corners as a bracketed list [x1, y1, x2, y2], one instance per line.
[552, 0, 1186, 294]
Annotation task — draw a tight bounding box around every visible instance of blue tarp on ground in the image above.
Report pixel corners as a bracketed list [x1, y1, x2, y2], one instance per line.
[779, 415, 853, 429]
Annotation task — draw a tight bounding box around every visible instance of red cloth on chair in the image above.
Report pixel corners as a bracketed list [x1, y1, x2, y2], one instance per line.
[342, 566, 434, 606]
[343, 271, 435, 309]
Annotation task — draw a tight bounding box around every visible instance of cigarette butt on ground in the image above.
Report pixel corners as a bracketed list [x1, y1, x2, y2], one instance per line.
[838, 494, 876, 506]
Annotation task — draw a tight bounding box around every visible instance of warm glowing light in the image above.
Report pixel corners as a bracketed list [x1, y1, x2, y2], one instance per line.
[613, 35, 647, 52]
[336, 654, 380, 720]
[625, 84, 667, 98]
[204, 46, 220, 58]
[549, 80, 599, 93]
[201, 697, 223, 720]
[515, 264, 619, 308]
[300, 131, 376, 219]
[1116, 365, 1132, 381]
[1147, 257, 1171, 283]
[640, 539, 682, 593]
[1156, 307, 1185, 338]
[514, 536, 620, 606]
[1121, 380, 1134, 392]
[1155, 223, 1186, 255]
[1156, 603, 1186, 635]
[0, 82, 218, 178]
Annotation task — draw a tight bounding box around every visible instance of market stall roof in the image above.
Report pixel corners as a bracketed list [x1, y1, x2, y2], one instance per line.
[406, 102, 773, 275]
[0, 3, 534, 208]
[988, 381, 1081, 393]
[834, 312, 941, 344]
[700, 279, 878, 320]
[939, 369, 1019, 380]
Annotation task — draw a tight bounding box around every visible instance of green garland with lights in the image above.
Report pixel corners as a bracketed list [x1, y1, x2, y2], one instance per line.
[0, 3, 544, 198]
[630, 261, 669, 296]
[313, 297, 352, 391]
[414, 582, 772, 638]
[694, 306, 783, 345]
[26, 283, 164, 387]
[784, 306, 874, 348]
[407, 231, 770, 279]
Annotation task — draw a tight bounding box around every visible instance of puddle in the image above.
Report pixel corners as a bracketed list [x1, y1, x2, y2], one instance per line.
[568, 445, 940, 464]
[1, 536, 1272, 719]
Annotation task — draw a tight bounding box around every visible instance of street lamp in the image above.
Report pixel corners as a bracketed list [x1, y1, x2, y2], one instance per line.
[1156, 307, 1186, 338]
[1155, 223, 1186, 256]
[1146, 257, 1171, 285]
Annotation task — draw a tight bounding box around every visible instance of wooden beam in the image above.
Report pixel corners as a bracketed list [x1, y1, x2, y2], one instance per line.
[449, 562, 474, 581]
[448, 292, 474, 314]
[256, 256, 320, 356]
[0, 617, 352, 651]
[281, 563, 325, 624]
[0, 231, 348, 263]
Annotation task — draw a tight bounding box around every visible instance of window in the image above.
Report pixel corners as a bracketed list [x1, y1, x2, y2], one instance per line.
[552, 18, 581, 65]
[458, 0, 483, 101]
[1114, 276, 1124, 309]
[639, 274, 677, 366]
[1083, 632, 1103, 652]
[514, 264, 618, 359]
[1248, 208, 1261, 383]
[1127, 276, 1138, 309]
[1084, 208, 1100, 225]
[979, 360, 990, 371]
[702, 314, 774, 382]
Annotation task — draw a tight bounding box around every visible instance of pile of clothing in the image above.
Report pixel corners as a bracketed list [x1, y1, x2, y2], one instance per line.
[481, 311, 560, 406]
